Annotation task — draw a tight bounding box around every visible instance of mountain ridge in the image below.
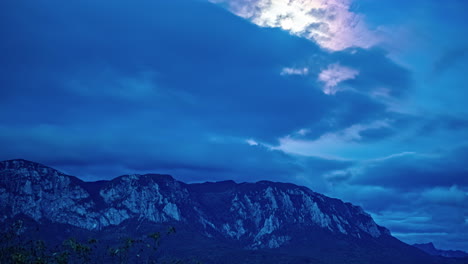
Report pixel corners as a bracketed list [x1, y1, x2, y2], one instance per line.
[1, 159, 466, 263]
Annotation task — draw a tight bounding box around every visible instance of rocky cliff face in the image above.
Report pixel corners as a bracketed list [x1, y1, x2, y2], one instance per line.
[187, 180, 389, 249]
[0, 159, 389, 249]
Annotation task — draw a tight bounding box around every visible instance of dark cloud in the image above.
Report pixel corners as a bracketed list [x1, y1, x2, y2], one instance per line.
[350, 149, 468, 190]
[373, 196, 468, 251]
[329, 182, 468, 251]
[0, 0, 410, 165]
[330, 47, 412, 98]
[0, 0, 324, 143]
[417, 115, 468, 135]
[0, 121, 352, 187]
[332, 147, 468, 250]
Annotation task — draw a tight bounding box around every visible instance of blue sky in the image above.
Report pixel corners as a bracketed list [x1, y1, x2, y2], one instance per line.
[1, 0, 467, 251]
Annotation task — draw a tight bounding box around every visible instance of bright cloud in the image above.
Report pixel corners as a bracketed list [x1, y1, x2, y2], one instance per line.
[318, 63, 359, 95]
[275, 120, 391, 159]
[246, 139, 259, 146]
[280, 67, 309, 76]
[210, 0, 378, 51]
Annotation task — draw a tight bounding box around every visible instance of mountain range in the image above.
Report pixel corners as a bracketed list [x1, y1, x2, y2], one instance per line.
[413, 243, 468, 259]
[1, 159, 466, 263]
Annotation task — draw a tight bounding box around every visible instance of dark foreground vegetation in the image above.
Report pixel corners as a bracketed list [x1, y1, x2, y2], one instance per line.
[0, 220, 200, 264]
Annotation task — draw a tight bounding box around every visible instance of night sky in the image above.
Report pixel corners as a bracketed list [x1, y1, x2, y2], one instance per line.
[1, 0, 467, 251]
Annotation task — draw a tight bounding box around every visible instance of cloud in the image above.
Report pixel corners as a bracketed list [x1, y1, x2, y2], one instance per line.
[319, 144, 468, 251]
[318, 63, 359, 94]
[0, 122, 352, 189]
[280, 67, 309, 76]
[274, 119, 392, 159]
[246, 139, 259, 146]
[327, 180, 468, 251]
[350, 148, 468, 190]
[0, 123, 294, 181]
[417, 115, 468, 136]
[421, 185, 467, 206]
[371, 201, 468, 251]
[0, 0, 410, 147]
[323, 170, 352, 184]
[211, 0, 379, 51]
[329, 48, 412, 98]
[327, 183, 406, 212]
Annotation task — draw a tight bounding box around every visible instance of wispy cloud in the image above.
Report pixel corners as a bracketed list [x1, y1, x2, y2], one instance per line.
[280, 67, 309, 76]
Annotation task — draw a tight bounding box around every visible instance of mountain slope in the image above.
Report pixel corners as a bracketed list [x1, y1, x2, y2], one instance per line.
[1, 159, 465, 263]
